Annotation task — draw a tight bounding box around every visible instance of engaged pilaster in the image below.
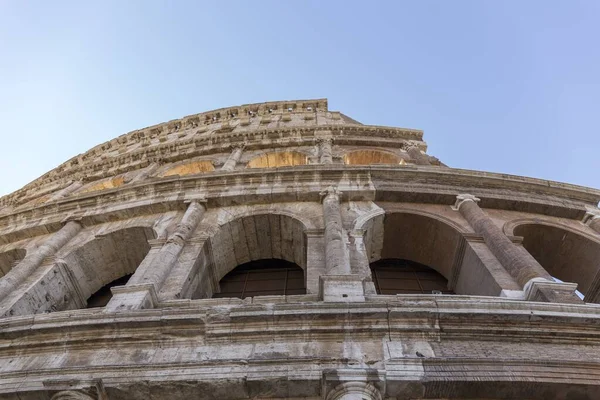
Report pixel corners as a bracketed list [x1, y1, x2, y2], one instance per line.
[452, 194, 581, 303]
[406, 145, 431, 165]
[48, 180, 84, 201]
[221, 143, 245, 171]
[105, 199, 207, 311]
[319, 187, 364, 301]
[0, 219, 82, 303]
[318, 137, 333, 164]
[583, 207, 600, 234]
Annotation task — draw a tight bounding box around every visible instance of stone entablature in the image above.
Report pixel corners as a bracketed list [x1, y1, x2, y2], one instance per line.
[1, 99, 600, 399]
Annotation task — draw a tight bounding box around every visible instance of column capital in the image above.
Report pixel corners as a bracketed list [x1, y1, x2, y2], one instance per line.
[184, 196, 208, 208]
[583, 206, 600, 225]
[230, 141, 246, 150]
[320, 186, 342, 202]
[326, 382, 382, 400]
[451, 193, 481, 211]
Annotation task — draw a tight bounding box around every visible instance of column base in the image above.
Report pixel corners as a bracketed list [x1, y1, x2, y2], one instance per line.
[524, 279, 582, 304]
[104, 283, 158, 312]
[319, 275, 365, 302]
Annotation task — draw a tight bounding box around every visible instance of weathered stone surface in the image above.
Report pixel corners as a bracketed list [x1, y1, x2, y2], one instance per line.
[0, 99, 599, 399]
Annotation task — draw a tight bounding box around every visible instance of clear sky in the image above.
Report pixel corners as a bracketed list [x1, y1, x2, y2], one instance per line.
[1, 1, 599, 197]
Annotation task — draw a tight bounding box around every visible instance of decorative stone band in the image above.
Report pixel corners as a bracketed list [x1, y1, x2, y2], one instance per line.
[583, 207, 600, 234]
[221, 143, 246, 171]
[326, 382, 382, 400]
[0, 219, 82, 302]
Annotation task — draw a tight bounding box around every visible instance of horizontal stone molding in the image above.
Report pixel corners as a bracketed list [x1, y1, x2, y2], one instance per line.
[1, 166, 598, 245]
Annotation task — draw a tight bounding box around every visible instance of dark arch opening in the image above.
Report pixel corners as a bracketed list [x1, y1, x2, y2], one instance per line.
[370, 258, 453, 295]
[63, 226, 156, 308]
[86, 274, 132, 308]
[213, 259, 306, 299]
[0, 248, 26, 278]
[514, 223, 600, 301]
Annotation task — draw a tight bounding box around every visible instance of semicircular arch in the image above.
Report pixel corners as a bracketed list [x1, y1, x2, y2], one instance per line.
[209, 212, 308, 285]
[506, 219, 600, 300]
[360, 209, 465, 280]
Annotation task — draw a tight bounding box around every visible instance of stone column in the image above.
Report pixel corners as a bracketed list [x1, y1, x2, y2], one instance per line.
[106, 200, 206, 311]
[129, 162, 160, 184]
[453, 194, 581, 303]
[0, 220, 82, 302]
[221, 143, 245, 171]
[406, 145, 431, 165]
[48, 181, 83, 201]
[326, 382, 382, 400]
[349, 229, 377, 294]
[319, 187, 364, 301]
[318, 138, 333, 164]
[584, 207, 600, 234]
[321, 187, 349, 275]
[138, 200, 206, 288]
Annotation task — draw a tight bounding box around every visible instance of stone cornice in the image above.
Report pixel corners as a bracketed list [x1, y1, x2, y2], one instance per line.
[0, 165, 598, 245]
[1, 124, 424, 207]
[2, 296, 600, 349]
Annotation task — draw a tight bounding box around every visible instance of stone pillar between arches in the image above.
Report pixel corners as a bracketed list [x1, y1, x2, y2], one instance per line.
[319, 187, 365, 302]
[105, 199, 207, 311]
[453, 194, 582, 303]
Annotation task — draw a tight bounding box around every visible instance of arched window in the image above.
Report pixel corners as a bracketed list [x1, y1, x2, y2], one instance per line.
[370, 259, 453, 295]
[79, 176, 126, 194]
[343, 150, 406, 166]
[63, 226, 156, 308]
[514, 223, 600, 302]
[160, 160, 215, 177]
[247, 151, 308, 168]
[213, 259, 305, 299]
[0, 248, 26, 278]
[86, 274, 132, 308]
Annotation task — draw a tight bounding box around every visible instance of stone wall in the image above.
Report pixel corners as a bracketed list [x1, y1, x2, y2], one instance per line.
[0, 99, 599, 399]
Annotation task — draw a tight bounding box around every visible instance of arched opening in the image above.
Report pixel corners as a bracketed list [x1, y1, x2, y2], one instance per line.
[343, 150, 406, 166]
[160, 160, 215, 177]
[213, 259, 305, 299]
[191, 213, 307, 299]
[360, 211, 511, 296]
[514, 223, 600, 301]
[79, 176, 125, 194]
[364, 213, 462, 280]
[0, 248, 26, 278]
[370, 258, 453, 295]
[63, 226, 156, 307]
[86, 274, 132, 308]
[247, 151, 308, 168]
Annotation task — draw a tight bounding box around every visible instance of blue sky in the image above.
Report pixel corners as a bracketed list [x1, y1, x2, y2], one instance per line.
[1, 1, 599, 196]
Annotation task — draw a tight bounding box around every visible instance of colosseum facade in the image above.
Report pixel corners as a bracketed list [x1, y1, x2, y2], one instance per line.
[0, 99, 600, 399]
